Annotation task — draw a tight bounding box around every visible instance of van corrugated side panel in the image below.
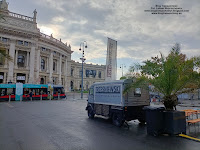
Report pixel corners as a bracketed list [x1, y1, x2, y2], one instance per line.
[126, 89, 149, 106]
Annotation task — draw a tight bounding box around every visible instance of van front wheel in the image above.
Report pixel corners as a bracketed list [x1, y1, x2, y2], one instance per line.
[112, 113, 124, 127]
[88, 107, 94, 119]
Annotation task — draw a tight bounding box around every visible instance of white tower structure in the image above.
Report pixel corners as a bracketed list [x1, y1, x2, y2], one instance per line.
[105, 38, 117, 81]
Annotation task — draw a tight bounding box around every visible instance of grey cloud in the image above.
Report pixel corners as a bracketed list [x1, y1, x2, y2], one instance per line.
[8, 0, 200, 76]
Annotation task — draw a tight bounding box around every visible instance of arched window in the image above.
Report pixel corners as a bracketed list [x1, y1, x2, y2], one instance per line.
[40, 78, 44, 84]
[53, 61, 56, 71]
[79, 69, 82, 77]
[98, 71, 101, 78]
[71, 68, 74, 76]
[17, 55, 25, 67]
[0, 72, 4, 83]
[0, 54, 4, 65]
[71, 81, 74, 90]
[41, 59, 45, 70]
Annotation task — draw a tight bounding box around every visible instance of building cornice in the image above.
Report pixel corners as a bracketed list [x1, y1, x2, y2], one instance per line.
[71, 60, 106, 68]
[0, 26, 40, 38]
[39, 33, 73, 54]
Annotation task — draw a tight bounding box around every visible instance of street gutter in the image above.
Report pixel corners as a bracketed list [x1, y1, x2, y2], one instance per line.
[179, 134, 200, 142]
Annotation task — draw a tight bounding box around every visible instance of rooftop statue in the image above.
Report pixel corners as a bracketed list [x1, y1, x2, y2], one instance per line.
[0, 0, 8, 10]
[33, 9, 37, 19]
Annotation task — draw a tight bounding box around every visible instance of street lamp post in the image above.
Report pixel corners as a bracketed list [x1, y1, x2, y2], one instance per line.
[79, 41, 87, 99]
[120, 64, 126, 77]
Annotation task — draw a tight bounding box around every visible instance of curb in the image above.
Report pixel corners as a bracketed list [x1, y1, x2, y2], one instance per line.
[67, 98, 87, 101]
[178, 104, 200, 107]
[179, 134, 200, 142]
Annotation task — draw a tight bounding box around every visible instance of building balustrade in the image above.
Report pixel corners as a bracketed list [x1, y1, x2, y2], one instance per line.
[40, 33, 70, 49]
[8, 11, 34, 22]
[16, 66, 28, 70]
[16, 44, 31, 49]
[41, 69, 47, 72]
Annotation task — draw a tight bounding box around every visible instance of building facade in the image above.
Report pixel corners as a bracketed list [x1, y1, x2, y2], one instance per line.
[0, 0, 105, 91]
[70, 61, 105, 91]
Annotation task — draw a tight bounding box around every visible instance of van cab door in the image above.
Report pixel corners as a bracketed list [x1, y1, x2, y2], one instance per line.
[88, 86, 94, 103]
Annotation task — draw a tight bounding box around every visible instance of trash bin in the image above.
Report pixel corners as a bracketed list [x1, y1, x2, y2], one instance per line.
[163, 110, 186, 135]
[143, 106, 165, 136]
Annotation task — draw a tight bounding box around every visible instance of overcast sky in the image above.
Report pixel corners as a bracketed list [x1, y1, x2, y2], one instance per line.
[8, 0, 200, 79]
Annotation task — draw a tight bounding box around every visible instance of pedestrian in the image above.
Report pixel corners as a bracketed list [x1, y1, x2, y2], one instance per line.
[191, 94, 194, 100]
[29, 91, 33, 101]
[191, 94, 194, 105]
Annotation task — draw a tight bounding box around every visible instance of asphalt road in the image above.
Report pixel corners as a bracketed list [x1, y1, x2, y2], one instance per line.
[0, 99, 200, 150]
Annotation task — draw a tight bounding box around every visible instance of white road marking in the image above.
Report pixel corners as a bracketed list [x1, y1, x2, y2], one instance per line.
[5, 103, 14, 108]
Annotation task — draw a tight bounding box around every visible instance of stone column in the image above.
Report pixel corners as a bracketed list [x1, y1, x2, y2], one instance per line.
[64, 58, 68, 91]
[95, 70, 98, 79]
[13, 73, 16, 83]
[58, 55, 62, 85]
[39, 56, 41, 72]
[49, 52, 53, 83]
[47, 57, 49, 72]
[57, 59, 59, 74]
[7, 39, 15, 83]
[25, 73, 28, 83]
[29, 44, 36, 83]
[4, 50, 8, 68]
[26, 52, 29, 69]
[3, 72, 6, 83]
[35, 49, 40, 84]
[67, 60, 72, 92]
[15, 50, 18, 69]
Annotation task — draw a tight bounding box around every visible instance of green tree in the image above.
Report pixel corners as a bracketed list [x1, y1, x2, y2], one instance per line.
[124, 43, 200, 110]
[120, 76, 127, 80]
[0, 44, 12, 63]
[0, 12, 12, 66]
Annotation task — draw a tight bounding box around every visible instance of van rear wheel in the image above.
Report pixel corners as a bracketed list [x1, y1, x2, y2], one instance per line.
[88, 107, 94, 119]
[112, 113, 124, 127]
[138, 118, 146, 124]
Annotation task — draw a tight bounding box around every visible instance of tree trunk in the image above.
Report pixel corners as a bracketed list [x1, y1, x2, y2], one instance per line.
[163, 95, 178, 110]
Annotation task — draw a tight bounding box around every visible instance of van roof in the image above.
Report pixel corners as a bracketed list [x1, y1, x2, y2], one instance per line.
[92, 79, 133, 86]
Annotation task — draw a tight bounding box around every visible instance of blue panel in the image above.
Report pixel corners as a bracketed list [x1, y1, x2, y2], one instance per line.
[0, 84, 16, 88]
[16, 83, 23, 101]
[23, 84, 48, 88]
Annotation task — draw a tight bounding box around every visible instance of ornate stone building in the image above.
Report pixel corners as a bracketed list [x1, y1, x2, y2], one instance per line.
[0, 0, 105, 91]
[70, 61, 105, 91]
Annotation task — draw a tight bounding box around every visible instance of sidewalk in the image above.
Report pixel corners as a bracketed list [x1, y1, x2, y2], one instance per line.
[66, 92, 88, 101]
[150, 99, 200, 108]
[178, 99, 200, 107]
